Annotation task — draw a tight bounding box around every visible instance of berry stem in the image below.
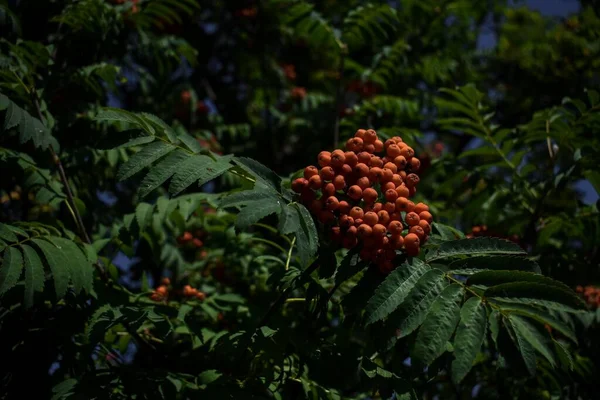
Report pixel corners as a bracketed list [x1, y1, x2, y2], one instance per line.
[285, 236, 296, 271]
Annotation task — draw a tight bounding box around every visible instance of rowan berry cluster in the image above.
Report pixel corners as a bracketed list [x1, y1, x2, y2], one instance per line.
[576, 285, 600, 309]
[291, 87, 307, 100]
[149, 278, 206, 301]
[466, 225, 520, 244]
[292, 128, 432, 273]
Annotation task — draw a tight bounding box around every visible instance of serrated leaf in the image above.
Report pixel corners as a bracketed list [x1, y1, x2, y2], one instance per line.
[0, 223, 18, 242]
[138, 147, 186, 196]
[451, 297, 486, 384]
[505, 316, 537, 375]
[236, 199, 282, 231]
[135, 202, 154, 232]
[364, 258, 429, 325]
[167, 154, 212, 194]
[485, 282, 584, 310]
[412, 284, 463, 366]
[32, 238, 71, 298]
[220, 188, 280, 209]
[508, 315, 556, 367]
[86, 304, 121, 344]
[333, 247, 367, 286]
[293, 203, 318, 266]
[178, 132, 203, 153]
[46, 237, 93, 294]
[426, 237, 526, 262]
[488, 301, 577, 343]
[448, 256, 540, 274]
[233, 157, 282, 192]
[388, 268, 447, 340]
[0, 246, 24, 295]
[468, 270, 572, 293]
[21, 244, 45, 308]
[117, 141, 176, 181]
[553, 340, 573, 370]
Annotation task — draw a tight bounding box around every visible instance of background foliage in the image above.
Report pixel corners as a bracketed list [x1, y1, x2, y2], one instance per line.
[1, 0, 599, 399]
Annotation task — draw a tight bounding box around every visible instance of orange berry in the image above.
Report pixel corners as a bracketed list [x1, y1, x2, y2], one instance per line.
[374, 140, 384, 153]
[292, 177, 308, 193]
[319, 210, 335, 224]
[354, 218, 364, 227]
[576, 285, 584, 293]
[356, 176, 370, 190]
[377, 210, 390, 225]
[406, 200, 415, 213]
[330, 226, 342, 242]
[354, 163, 370, 177]
[356, 152, 370, 164]
[414, 202, 429, 214]
[388, 220, 403, 235]
[183, 285, 193, 296]
[383, 162, 398, 173]
[394, 156, 407, 169]
[348, 185, 363, 200]
[320, 166, 335, 181]
[346, 137, 364, 152]
[331, 150, 346, 168]
[156, 286, 168, 295]
[325, 196, 339, 211]
[385, 189, 398, 203]
[418, 220, 431, 234]
[363, 211, 379, 226]
[355, 129, 367, 139]
[364, 129, 377, 143]
[404, 233, 420, 248]
[410, 157, 421, 172]
[362, 188, 378, 204]
[350, 206, 364, 220]
[304, 166, 319, 179]
[192, 238, 204, 248]
[405, 212, 420, 226]
[384, 139, 396, 150]
[308, 174, 322, 189]
[395, 197, 411, 212]
[322, 182, 336, 197]
[399, 170, 407, 179]
[387, 144, 402, 158]
[333, 175, 346, 190]
[381, 181, 395, 192]
[196, 291, 206, 301]
[182, 231, 193, 242]
[368, 167, 384, 182]
[344, 151, 358, 166]
[405, 244, 420, 256]
[396, 184, 410, 198]
[410, 225, 426, 240]
[391, 234, 404, 249]
[391, 174, 403, 187]
[381, 168, 394, 183]
[160, 277, 171, 286]
[370, 156, 384, 168]
[339, 164, 353, 176]
[318, 151, 332, 167]
[346, 225, 358, 237]
[409, 185, 417, 197]
[357, 224, 373, 238]
[400, 146, 414, 158]
[339, 214, 354, 228]
[419, 211, 433, 224]
[364, 143, 376, 153]
[405, 173, 420, 188]
[390, 212, 401, 222]
[338, 200, 351, 214]
[383, 202, 396, 214]
[371, 202, 383, 213]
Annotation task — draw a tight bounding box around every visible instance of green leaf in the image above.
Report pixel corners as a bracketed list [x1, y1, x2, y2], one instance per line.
[0, 223, 18, 242]
[426, 237, 527, 262]
[233, 157, 282, 192]
[485, 282, 584, 310]
[448, 256, 540, 274]
[138, 150, 189, 198]
[553, 339, 574, 370]
[364, 258, 429, 325]
[117, 141, 176, 181]
[32, 238, 71, 298]
[293, 203, 318, 266]
[505, 316, 537, 375]
[86, 304, 121, 344]
[0, 246, 24, 295]
[333, 247, 367, 286]
[220, 188, 280, 209]
[451, 297, 487, 384]
[488, 301, 577, 343]
[46, 237, 94, 294]
[388, 268, 447, 339]
[508, 315, 556, 367]
[412, 284, 463, 366]
[467, 270, 570, 291]
[21, 244, 45, 308]
[236, 198, 282, 231]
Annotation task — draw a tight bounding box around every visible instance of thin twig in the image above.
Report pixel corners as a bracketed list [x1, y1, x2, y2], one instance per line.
[285, 236, 296, 271]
